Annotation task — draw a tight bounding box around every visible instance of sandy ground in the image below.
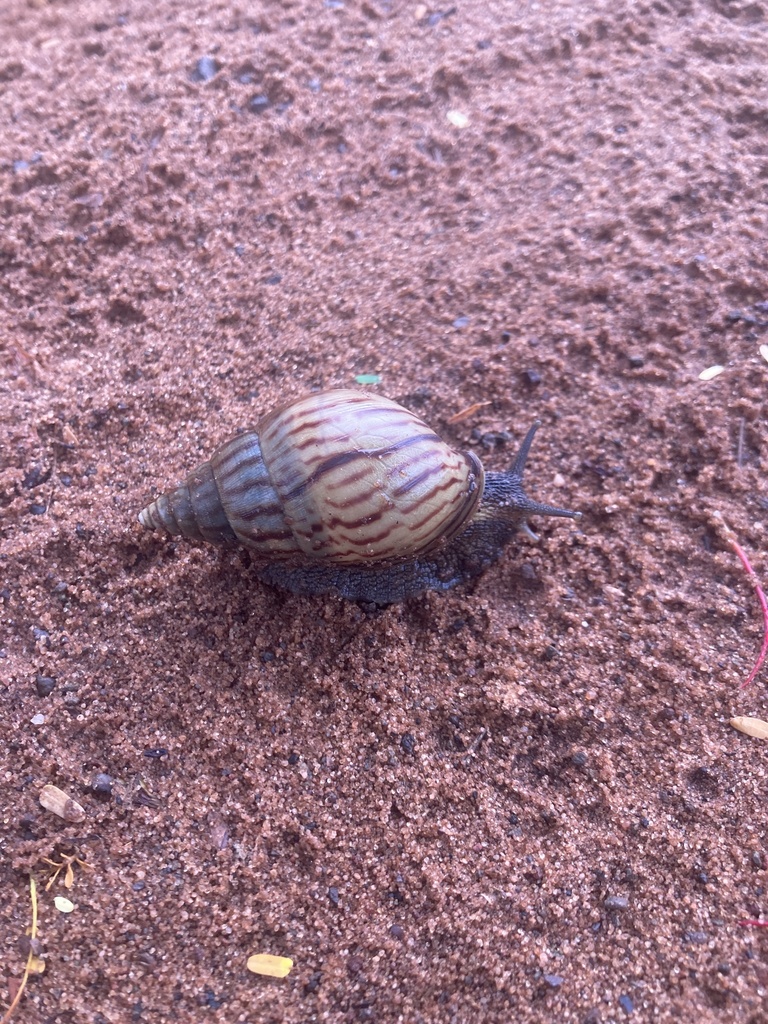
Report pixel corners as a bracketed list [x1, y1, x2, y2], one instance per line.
[1, 1, 767, 1021]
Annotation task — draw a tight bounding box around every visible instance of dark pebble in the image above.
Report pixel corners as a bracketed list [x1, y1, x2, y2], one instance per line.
[347, 955, 364, 975]
[22, 464, 50, 489]
[202, 989, 222, 1010]
[400, 733, 416, 755]
[571, 751, 587, 767]
[34, 674, 56, 697]
[304, 971, 322, 993]
[618, 994, 633, 1013]
[92, 773, 114, 797]
[500, 330, 512, 342]
[717, 963, 731, 975]
[523, 369, 542, 385]
[143, 747, 168, 759]
[32, 627, 50, 644]
[628, 354, 645, 368]
[389, 924, 404, 939]
[248, 94, 271, 114]
[604, 895, 629, 911]
[132, 881, 145, 891]
[52, 581, 69, 596]
[191, 56, 219, 82]
[328, 886, 340, 906]
[683, 930, 708, 944]
[30, 503, 47, 515]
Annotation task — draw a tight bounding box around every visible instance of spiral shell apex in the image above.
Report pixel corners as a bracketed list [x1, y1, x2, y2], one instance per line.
[138, 390, 485, 565]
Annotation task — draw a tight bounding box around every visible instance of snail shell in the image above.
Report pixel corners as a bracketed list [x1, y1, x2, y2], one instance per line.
[139, 390, 484, 565]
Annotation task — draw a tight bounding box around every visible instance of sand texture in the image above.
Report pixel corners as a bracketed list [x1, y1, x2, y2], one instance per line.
[1, 1, 767, 1021]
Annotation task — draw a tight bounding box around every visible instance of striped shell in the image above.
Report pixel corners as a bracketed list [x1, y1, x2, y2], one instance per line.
[139, 389, 485, 565]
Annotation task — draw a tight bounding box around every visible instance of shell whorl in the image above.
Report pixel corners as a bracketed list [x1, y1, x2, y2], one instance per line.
[138, 390, 485, 564]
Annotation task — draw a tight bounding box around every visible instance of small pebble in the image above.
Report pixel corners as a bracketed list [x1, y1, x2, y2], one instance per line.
[604, 895, 629, 911]
[452, 316, 470, 329]
[543, 974, 564, 988]
[35, 674, 56, 697]
[31, 713, 45, 726]
[628, 354, 645, 368]
[191, 56, 219, 82]
[447, 110, 469, 128]
[22, 464, 50, 489]
[618, 994, 634, 1013]
[400, 733, 416, 755]
[92, 773, 114, 797]
[54, 896, 75, 914]
[248, 94, 271, 114]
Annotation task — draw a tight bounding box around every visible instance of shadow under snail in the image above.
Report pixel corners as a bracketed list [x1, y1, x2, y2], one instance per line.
[138, 389, 580, 602]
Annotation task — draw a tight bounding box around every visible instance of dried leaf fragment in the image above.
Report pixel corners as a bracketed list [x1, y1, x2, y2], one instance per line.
[28, 954, 46, 975]
[39, 784, 85, 823]
[53, 896, 75, 914]
[698, 364, 724, 381]
[247, 953, 293, 978]
[446, 401, 492, 425]
[730, 716, 768, 739]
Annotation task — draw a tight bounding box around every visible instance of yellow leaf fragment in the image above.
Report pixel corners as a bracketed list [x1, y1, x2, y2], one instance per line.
[247, 953, 293, 978]
[53, 896, 75, 914]
[698, 364, 724, 381]
[39, 784, 86, 823]
[28, 954, 46, 975]
[730, 716, 768, 739]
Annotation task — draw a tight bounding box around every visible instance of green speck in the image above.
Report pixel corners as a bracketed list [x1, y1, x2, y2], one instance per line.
[354, 374, 381, 385]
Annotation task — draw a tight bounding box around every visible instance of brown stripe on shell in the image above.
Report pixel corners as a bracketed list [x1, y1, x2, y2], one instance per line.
[283, 433, 441, 502]
[257, 389, 485, 563]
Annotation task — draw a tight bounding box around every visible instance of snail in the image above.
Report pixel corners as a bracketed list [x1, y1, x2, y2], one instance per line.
[138, 389, 580, 602]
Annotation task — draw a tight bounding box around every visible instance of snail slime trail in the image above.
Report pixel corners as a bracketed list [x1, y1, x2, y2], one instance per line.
[138, 390, 580, 602]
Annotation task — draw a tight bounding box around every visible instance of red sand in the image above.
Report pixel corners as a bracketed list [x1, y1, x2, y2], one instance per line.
[1, 1, 767, 1021]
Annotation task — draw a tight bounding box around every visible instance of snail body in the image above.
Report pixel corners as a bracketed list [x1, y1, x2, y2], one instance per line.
[139, 389, 579, 602]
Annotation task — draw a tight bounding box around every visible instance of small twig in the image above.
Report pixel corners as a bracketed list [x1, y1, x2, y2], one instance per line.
[736, 417, 745, 469]
[462, 727, 488, 763]
[446, 401, 492, 425]
[738, 918, 768, 928]
[1, 876, 38, 1023]
[714, 514, 768, 689]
